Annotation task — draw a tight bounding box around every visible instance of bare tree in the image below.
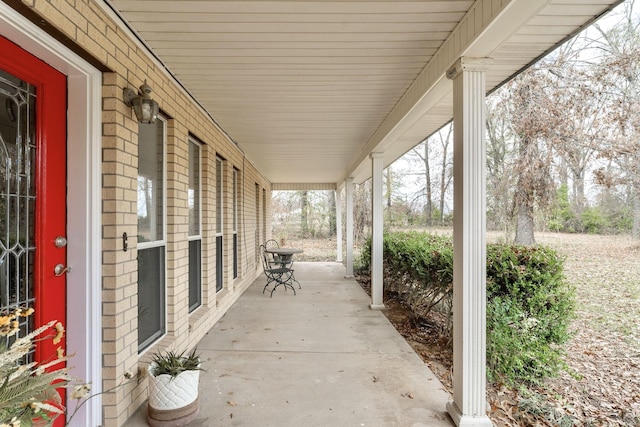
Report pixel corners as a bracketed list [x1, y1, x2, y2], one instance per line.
[402, 125, 453, 227]
[488, 38, 615, 243]
[589, 0, 640, 237]
[436, 125, 453, 225]
[486, 97, 516, 236]
[409, 140, 433, 226]
[497, 69, 558, 245]
[385, 165, 393, 209]
[300, 190, 309, 236]
[353, 181, 371, 245]
[328, 191, 337, 236]
[541, 43, 604, 215]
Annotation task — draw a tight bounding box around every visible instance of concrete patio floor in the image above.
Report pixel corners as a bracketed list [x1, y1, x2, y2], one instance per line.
[124, 262, 454, 427]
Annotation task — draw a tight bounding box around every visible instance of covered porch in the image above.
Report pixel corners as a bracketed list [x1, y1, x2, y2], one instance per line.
[0, 0, 625, 425]
[124, 262, 453, 426]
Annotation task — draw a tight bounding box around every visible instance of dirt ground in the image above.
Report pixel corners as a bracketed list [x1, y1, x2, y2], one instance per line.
[286, 232, 640, 426]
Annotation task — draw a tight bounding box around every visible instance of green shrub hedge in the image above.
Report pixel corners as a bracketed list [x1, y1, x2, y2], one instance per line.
[357, 231, 575, 385]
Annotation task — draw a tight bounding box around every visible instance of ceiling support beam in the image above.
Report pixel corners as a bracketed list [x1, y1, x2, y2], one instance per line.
[446, 57, 492, 427]
[271, 183, 337, 191]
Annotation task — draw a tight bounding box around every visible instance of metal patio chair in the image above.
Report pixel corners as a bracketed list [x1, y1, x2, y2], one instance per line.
[260, 245, 296, 297]
[264, 239, 301, 289]
[264, 239, 280, 266]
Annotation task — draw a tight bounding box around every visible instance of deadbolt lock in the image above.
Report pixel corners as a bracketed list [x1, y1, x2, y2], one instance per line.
[54, 236, 67, 248]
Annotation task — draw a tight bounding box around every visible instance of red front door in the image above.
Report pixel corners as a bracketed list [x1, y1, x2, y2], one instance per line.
[0, 35, 67, 420]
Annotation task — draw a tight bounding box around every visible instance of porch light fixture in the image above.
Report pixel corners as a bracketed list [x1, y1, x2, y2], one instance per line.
[123, 80, 159, 124]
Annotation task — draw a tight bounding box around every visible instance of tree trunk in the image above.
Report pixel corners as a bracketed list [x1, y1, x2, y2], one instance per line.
[385, 166, 392, 208]
[423, 142, 432, 227]
[572, 167, 586, 214]
[439, 129, 451, 226]
[328, 191, 337, 237]
[558, 157, 569, 189]
[353, 182, 370, 244]
[514, 200, 536, 245]
[385, 167, 393, 224]
[514, 135, 536, 246]
[439, 168, 446, 225]
[300, 190, 309, 237]
[633, 189, 640, 239]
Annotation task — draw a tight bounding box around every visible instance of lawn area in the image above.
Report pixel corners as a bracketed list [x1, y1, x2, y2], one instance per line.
[533, 233, 639, 345]
[512, 232, 640, 427]
[286, 232, 640, 426]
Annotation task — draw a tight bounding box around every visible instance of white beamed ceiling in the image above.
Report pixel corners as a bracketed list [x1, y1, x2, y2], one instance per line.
[108, 0, 622, 188]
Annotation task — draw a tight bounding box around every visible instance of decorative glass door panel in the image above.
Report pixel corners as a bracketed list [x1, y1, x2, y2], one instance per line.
[0, 69, 37, 337]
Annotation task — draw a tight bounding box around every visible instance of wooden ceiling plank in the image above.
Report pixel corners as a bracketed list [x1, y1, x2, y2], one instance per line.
[132, 21, 458, 33]
[122, 11, 466, 24]
[114, 1, 474, 15]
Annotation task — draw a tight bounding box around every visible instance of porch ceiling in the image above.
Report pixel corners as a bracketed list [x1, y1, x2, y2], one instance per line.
[105, 0, 621, 188]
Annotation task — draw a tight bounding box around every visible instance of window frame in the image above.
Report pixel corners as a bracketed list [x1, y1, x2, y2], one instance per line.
[254, 183, 260, 263]
[137, 115, 167, 353]
[188, 137, 202, 312]
[232, 168, 239, 279]
[215, 156, 224, 292]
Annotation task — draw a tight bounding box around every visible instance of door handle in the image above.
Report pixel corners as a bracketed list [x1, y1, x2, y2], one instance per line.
[54, 264, 71, 276]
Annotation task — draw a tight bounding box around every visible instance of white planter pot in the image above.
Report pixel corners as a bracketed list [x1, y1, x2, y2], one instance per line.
[148, 362, 200, 411]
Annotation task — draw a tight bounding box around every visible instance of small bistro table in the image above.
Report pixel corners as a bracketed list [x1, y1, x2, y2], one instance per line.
[264, 247, 303, 264]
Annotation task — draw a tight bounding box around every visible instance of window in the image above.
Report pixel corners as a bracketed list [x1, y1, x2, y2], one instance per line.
[255, 183, 260, 263]
[188, 139, 202, 312]
[215, 157, 224, 292]
[137, 116, 166, 352]
[262, 188, 267, 244]
[232, 168, 239, 279]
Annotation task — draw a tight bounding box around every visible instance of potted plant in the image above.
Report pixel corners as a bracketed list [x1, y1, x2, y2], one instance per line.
[147, 348, 202, 426]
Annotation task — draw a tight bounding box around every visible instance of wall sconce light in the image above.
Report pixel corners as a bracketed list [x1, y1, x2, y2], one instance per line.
[123, 80, 159, 124]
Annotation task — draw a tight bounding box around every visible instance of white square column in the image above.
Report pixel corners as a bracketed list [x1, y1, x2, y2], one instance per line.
[335, 188, 343, 263]
[446, 58, 493, 427]
[370, 152, 385, 310]
[345, 177, 354, 278]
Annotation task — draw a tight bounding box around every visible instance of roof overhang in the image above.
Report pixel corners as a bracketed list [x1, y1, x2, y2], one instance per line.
[104, 0, 623, 187]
